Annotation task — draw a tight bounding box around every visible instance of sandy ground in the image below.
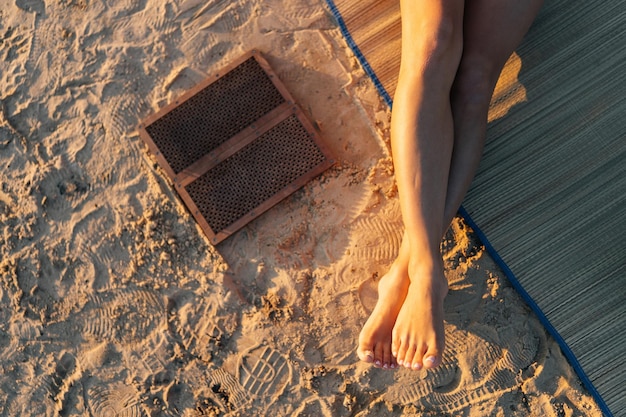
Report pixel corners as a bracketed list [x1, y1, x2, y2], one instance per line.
[0, 0, 604, 416]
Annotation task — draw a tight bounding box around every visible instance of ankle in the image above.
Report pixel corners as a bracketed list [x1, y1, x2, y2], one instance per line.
[407, 253, 442, 276]
[407, 257, 448, 294]
[379, 261, 410, 292]
[406, 233, 442, 259]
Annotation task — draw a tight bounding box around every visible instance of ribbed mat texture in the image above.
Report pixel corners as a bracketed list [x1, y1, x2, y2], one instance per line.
[326, 0, 626, 415]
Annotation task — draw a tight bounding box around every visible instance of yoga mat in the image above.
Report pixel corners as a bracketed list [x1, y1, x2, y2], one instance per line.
[325, 0, 626, 415]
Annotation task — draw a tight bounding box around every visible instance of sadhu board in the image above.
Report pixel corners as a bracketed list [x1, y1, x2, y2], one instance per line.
[138, 50, 335, 245]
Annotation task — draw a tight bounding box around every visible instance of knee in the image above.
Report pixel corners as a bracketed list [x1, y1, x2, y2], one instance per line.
[402, 16, 463, 77]
[452, 60, 496, 107]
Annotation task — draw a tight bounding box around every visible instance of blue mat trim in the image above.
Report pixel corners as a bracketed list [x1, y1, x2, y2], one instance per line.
[458, 207, 613, 417]
[324, 0, 393, 108]
[324, 1, 613, 415]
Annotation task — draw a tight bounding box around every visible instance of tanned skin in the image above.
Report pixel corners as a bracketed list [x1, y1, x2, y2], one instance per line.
[357, 0, 544, 370]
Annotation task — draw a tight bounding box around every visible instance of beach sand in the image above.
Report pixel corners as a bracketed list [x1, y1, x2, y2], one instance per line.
[0, 0, 602, 415]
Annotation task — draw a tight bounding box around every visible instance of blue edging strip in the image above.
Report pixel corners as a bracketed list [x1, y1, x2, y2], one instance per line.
[324, 0, 394, 108]
[458, 207, 613, 417]
[323, 1, 613, 415]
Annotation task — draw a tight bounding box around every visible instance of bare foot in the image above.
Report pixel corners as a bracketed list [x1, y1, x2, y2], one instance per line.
[391, 256, 448, 370]
[357, 260, 410, 369]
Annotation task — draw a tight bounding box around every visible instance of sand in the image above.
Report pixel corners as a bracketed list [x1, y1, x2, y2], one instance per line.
[0, 0, 603, 416]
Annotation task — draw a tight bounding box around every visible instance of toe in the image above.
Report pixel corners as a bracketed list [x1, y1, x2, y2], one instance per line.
[358, 349, 374, 363]
[357, 344, 374, 363]
[394, 338, 408, 366]
[423, 355, 440, 368]
[373, 343, 384, 368]
[409, 345, 426, 370]
[423, 346, 442, 369]
[393, 329, 408, 366]
[423, 335, 444, 369]
[382, 344, 393, 369]
[402, 344, 417, 369]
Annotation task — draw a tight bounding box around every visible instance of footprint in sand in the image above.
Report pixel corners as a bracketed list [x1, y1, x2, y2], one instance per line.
[0, 107, 23, 149]
[266, 0, 327, 23]
[170, 297, 228, 362]
[7, 317, 43, 343]
[102, 85, 149, 142]
[0, 19, 31, 92]
[383, 324, 542, 413]
[349, 215, 403, 264]
[104, 0, 146, 18]
[26, 12, 66, 98]
[237, 344, 292, 399]
[180, 31, 234, 69]
[69, 210, 128, 288]
[87, 382, 148, 417]
[203, 344, 293, 414]
[180, 1, 252, 34]
[208, 366, 250, 411]
[4, 352, 78, 416]
[357, 275, 379, 314]
[209, 3, 252, 33]
[75, 288, 166, 346]
[331, 213, 403, 289]
[37, 164, 91, 222]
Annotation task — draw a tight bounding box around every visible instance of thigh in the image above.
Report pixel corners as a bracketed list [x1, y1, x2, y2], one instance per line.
[461, 0, 543, 76]
[399, 0, 465, 35]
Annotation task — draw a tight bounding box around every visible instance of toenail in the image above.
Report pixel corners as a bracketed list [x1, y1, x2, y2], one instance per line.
[424, 356, 437, 366]
[397, 359, 403, 366]
[383, 363, 388, 369]
[375, 360, 381, 366]
[412, 363, 422, 370]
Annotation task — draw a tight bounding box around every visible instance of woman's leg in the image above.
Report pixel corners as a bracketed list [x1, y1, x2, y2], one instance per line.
[389, 0, 466, 370]
[358, 0, 543, 370]
[358, 0, 465, 370]
[442, 0, 544, 227]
